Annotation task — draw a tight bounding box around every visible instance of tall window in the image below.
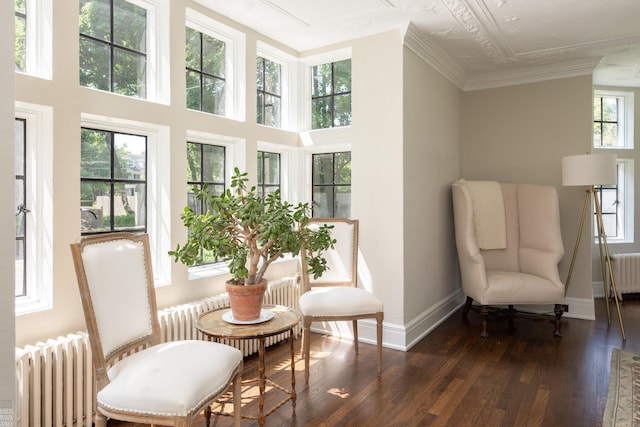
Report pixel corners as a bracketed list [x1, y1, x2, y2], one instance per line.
[312, 152, 351, 218]
[15, 119, 27, 297]
[257, 151, 280, 200]
[80, 128, 147, 234]
[593, 91, 634, 149]
[185, 27, 225, 115]
[186, 142, 225, 265]
[79, 0, 147, 98]
[15, 0, 26, 72]
[257, 57, 281, 127]
[311, 59, 352, 129]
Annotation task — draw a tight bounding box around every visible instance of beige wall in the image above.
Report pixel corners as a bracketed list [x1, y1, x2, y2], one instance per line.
[461, 76, 595, 305]
[402, 47, 463, 328]
[1, 0, 16, 406]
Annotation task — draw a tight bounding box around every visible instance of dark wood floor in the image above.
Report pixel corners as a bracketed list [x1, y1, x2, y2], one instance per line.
[109, 297, 640, 427]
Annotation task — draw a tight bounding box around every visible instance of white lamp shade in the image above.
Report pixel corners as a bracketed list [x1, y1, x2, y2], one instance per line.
[562, 153, 617, 186]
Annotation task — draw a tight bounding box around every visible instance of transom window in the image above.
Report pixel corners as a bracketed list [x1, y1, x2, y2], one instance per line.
[15, 0, 26, 72]
[257, 151, 280, 200]
[185, 27, 226, 115]
[186, 142, 225, 265]
[593, 90, 634, 149]
[80, 128, 147, 234]
[311, 59, 352, 130]
[79, 0, 147, 98]
[15, 118, 27, 297]
[256, 57, 281, 127]
[312, 151, 351, 218]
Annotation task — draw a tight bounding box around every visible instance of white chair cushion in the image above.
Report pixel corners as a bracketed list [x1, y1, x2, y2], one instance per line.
[299, 287, 383, 317]
[99, 340, 242, 417]
[485, 270, 564, 305]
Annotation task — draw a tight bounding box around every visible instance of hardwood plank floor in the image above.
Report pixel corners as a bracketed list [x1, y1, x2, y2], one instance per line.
[109, 297, 640, 427]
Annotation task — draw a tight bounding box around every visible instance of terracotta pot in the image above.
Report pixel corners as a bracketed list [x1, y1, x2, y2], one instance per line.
[226, 279, 267, 321]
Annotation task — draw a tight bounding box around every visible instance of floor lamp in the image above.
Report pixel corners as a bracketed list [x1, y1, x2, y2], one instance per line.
[562, 153, 625, 341]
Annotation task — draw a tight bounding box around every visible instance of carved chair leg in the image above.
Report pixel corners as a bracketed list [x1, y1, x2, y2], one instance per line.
[462, 296, 473, 317]
[376, 313, 383, 376]
[553, 304, 563, 337]
[480, 305, 489, 338]
[303, 318, 312, 383]
[353, 319, 359, 355]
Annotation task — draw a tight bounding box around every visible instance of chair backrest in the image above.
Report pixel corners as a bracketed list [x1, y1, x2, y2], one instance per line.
[70, 232, 160, 389]
[301, 218, 358, 292]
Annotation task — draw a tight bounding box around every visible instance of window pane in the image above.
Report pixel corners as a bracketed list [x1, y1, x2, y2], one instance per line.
[202, 144, 225, 183]
[334, 93, 352, 127]
[312, 97, 332, 129]
[334, 59, 351, 93]
[81, 129, 111, 178]
[313, 153, 334, 184]
[15, 179, 24, 237]
[113, 133, 146, 180]
[601, 189, 617, 214]
[602, 97, 618, 122]
[257, 92, 264, 124]
[601, 214, 617, 238]
[202, 75, 225, 115]
[264, 94, 281, 128]
[602, 123, 618, 147]
[113, 182, 146, 231]
[593, 123, 602, 147]
[312, 63, 332, 96]
[81, 181, 110, 232]
[594, 97, 602, 121]
[313, 186, 333, 217]
[15, 239, 25, 297]
[15, 10, 26, 72]
[335, 186, 351, 218]
[113, 0, 146, 52]
[264, 59, 280, 95]
[79, 38, 111, 91]
[334, 152, 352, 184]
[113, 48, 146, 98]
[256, 57, 264, 90]
[79, 0, 111, 41]
[185, 28, 201, 70]
[187, 143, 202, 182]
[14, 120, 25, 175]
[263, 152, 279, 185]
[202, 35, 225, 77]
[186, 71, 201, 110]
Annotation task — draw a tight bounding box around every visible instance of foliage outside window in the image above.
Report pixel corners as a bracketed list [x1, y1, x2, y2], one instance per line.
[80, 128, 147, 234]
[311, 59, 352, 129]
[15, 118, 27, 297]
[15, 0, 26, 72]
[185, 27, 226, 115]
[257, 151, 280, 200]
[186, 142, 225, 265]
[593, 91, 634, 149]
[312, 152, 351, 218]
[256, 57, 281, 127]
[79, 0, 147, 98]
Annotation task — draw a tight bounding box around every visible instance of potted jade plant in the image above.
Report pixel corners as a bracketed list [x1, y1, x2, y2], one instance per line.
[170, 168, 335, 321]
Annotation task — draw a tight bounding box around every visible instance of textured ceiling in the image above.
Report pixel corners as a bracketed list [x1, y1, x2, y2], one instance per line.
[195, 0, 640, 89]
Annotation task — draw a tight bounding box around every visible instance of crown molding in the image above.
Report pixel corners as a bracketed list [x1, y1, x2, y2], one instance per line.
[402, 23, 467, 90]
[463, 57, 603, 91]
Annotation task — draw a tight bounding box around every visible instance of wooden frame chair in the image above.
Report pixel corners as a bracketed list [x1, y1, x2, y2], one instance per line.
[70, 232, 243, 427]
[299, 218, 384, 383]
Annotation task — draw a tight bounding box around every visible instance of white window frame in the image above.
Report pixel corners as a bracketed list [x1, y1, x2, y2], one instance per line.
[302, 47, 352, 132]
[81, 113, 172, 286]
[185, 130, 245, 280]
[79, 0, 170, 104]
[15, 102, 53, 315]
[593, 89, 634, 149]
[185, 8, 246, 121]
[16, 0, 52, 79]
[256, 41, 301, 131]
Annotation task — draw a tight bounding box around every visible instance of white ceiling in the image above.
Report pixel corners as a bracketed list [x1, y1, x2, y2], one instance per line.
[195, 0, 640, 89]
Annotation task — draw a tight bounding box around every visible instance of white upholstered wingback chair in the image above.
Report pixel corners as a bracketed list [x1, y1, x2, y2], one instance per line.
[70, 233, 243, 427]
[299, 218, 384, 382]
[451, 180, 565, 338]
